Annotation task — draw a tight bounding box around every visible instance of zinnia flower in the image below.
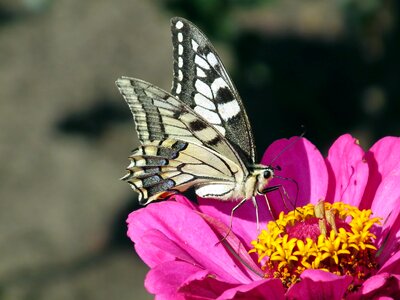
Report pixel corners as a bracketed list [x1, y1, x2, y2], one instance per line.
[127, 134, 400, 299]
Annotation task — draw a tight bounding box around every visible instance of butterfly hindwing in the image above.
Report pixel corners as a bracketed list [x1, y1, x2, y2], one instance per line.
[171, 17, 256, 163]
[122, 139, 243, 204]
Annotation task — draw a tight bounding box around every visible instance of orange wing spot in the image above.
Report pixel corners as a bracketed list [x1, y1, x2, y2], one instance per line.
[157, 191, 177, 199]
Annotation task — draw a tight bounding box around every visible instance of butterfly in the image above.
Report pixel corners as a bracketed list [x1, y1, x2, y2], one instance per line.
[116, 17, 279, 221]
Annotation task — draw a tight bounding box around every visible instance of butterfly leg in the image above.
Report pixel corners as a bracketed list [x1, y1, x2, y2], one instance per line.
[251, 196, 260, 235]
[263, 183, 297, 219]
[220, 197, 248, 242]
[272, 175, 300, 210]
[262, 185, 283, 220]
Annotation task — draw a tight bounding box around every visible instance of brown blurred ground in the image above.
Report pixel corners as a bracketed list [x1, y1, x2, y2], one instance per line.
[0, 0, 174, 299]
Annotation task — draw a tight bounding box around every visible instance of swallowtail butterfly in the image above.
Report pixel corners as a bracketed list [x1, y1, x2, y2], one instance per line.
[116, 17, 277, 216]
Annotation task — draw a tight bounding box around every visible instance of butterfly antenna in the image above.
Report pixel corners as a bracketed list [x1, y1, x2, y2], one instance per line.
[270, 127, 306, 166]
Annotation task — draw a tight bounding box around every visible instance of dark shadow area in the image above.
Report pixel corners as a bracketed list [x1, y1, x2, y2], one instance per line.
[107, 195, 141, 250]
[55, 98, 131, 139]
[234, 33, 366, 153]
[0, 4, 23, 25]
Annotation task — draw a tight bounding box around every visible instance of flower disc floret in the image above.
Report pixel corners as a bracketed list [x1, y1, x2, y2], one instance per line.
[250, 201, 381, 290]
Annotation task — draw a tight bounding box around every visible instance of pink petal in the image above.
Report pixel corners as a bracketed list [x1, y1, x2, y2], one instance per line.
[217, 278, 285, 300]
[376, 204, 400, 264]
[371, 170, 400, 225]
[134, 229, 196, 268]
[171, 194, 199, 211]
[198, 197, 273, 246]
[262, 137, 328, 211]
[127, 201, 254, 283]
[361, 137, 400, 216]
[178, 269, 237, 299]
[198, 211, 264, 279]
[379, 250, 400, 275]
[286, 269, 352, 300]
[357, 273, 400, 299]
[145, 260, 202, 299]
[325, 134, 369, 206]
[180, 193, 263, 247]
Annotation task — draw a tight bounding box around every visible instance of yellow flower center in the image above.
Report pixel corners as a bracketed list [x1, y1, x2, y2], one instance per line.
[250, 201, 381, 291]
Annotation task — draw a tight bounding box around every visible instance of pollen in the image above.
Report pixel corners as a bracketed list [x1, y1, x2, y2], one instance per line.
[250, 200, 381, 291]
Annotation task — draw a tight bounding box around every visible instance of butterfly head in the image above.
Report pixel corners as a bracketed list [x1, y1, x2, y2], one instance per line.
[249, 164, 275, 195]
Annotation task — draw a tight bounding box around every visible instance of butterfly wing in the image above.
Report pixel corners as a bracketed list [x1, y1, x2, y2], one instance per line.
[116, 77, 245, 168]
[116, 77, 247, 203]
[170, 17, 256, 164]
[122, 139, 244, 204]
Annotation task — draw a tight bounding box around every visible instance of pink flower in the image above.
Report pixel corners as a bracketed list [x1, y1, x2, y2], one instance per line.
[127, 134, 400, 299]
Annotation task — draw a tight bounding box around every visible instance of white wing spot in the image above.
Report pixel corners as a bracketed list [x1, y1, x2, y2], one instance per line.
[196, 184, 233, 198]
[178, 57, 183, 68]
[177, 32, 183, 42]
[196, 67, 206, 78]
[176, 83, 182, 94]
[178, 70, 183, 81]
[211, 78, 229, 95]
[175, 21, 184, 29]
[194, 93, 215, 110]
[217, 100, 241, 121]
[195, 55, 210, 70]
[213, 125, 226, 136]
[191, 39, 199, 51]
[195, 79, 213, 99]
[194, 106, 221, 124]
[207, 52, 218, 67]
[178, 44, 183, 55]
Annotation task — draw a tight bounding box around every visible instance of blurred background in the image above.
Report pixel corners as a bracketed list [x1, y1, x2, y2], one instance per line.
[0, 0, 398, 299]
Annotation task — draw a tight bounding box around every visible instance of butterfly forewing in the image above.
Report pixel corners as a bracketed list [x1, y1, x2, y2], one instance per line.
[116, 77, 247, 172]
[171, 17, 256, 164]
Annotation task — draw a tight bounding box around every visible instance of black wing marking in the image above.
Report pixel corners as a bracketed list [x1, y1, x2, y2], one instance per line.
[170, 17, 256, 163]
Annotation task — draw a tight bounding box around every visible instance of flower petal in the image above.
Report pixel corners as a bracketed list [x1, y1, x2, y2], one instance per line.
[362, 137, 400, 218]
[286, 269, 352, 300]
[198, 211, 264, 279]
[145, 260, 202, 299]
[262, 137, 328, 211]
[379, 250, 400, 275]
[178, 269, 237, 299]
[325, 134, 369, 206]
[356, 273, 400, 299]
[217, 278, 285, 300]
[127, 201, 255, 283]
[198, 197, 272, 246]
[134, 229, 196, 268]
[371, 170, 400, 225]
[375, 203, 400, 264]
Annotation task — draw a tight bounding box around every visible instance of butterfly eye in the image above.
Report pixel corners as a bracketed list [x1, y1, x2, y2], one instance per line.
[263, 169, 272, 179]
